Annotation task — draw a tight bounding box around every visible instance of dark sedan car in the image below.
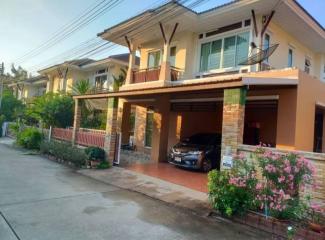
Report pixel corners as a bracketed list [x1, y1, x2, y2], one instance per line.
[168, 133, 222, 172]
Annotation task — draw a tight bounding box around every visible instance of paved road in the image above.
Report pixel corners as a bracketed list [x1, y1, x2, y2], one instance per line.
[0, 140, 269, 240]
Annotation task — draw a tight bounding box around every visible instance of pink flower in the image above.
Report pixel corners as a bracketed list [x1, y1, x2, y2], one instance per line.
[278, 176, 285, 183]
[256, 183, 263, 190]
[284, 166, 291, 174]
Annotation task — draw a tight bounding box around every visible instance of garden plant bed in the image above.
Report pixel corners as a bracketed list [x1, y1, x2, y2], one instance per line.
[233, 211, 324, 240]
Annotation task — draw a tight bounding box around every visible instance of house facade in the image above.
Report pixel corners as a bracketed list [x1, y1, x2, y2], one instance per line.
[72, 0, 325, 166]
[8, 75, 48, 101]
[39, 54, 137, 94]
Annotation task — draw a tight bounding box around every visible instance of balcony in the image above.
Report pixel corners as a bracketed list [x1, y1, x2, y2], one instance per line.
[132, 67, 160, 84]
[132, 66, 182, 84]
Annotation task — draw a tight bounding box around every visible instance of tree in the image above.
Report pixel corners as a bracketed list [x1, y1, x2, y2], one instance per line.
[0, 89, 24, 121]
[71, 79, 93, 95]
[113, 68, 127, 91]
[26, 93, 73, 128]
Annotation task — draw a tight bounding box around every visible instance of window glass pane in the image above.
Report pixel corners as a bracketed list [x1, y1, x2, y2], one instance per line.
[222, 36, 236, 68]
[209, 40, 222, 70]
[288, 49, 293, 67]
[236, 32, 250, 65]
[148, 51, 160, 68]
[145, 110, 154, 147]
[264, 34, 270, 62]
[170, 46, 176, 67]
[200, 43, 210, 72]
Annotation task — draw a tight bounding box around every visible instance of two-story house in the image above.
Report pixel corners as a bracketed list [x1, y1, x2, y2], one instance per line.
[39, 54, 138, 94]
[72, 0, 325, 167]
[8, 75, 48, 101]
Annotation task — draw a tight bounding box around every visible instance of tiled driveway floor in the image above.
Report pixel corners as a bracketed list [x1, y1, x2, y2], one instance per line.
[126, 162, 208, 193]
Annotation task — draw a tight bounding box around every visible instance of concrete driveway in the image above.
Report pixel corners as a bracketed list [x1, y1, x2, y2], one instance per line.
[0, 140, 269, 240]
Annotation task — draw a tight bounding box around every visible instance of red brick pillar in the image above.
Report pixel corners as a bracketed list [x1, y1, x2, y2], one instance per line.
[72, 98, 81, 145]
[221, 88, 246, 166]
[104, 97, 119, 165]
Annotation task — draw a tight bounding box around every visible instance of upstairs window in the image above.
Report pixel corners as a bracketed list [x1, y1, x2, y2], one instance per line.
[96, 68, 107, 75]
[169, 46, 177, 67]
[199, 31, 249, 72]
[95, 75, 107, 89]
[288, 49, 293, 67]
[305, 58, 311, 74]
[263, 33, 270, 63]
[148, 50, 161, 69]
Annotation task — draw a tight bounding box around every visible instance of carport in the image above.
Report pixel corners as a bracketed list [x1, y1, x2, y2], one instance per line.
[72, 70, 298, 192]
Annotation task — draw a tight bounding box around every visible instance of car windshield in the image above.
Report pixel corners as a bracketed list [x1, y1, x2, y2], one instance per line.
[186, 134, 219, 145]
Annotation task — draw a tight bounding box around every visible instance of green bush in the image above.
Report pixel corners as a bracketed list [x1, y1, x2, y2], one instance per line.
[85, 147, 106, 161]
[40, 140, 87, 168]
[96, 161, 110, 169]
[208, 170, 255, 217]
[17, 128, 43, 150]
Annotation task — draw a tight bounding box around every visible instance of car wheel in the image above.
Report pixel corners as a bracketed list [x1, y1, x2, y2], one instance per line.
[202, 158, 212, 172]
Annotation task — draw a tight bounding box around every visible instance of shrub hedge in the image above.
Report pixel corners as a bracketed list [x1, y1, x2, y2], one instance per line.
[40, 140, 87, 168]
[17, 127, 43, 150]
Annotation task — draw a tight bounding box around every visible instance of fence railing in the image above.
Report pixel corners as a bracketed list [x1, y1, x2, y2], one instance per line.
[52, 127, 105, 148]
[75, 131, 105, 148]
[52, 128, 73, 141]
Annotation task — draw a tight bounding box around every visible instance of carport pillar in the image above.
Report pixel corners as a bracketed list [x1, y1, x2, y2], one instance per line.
[72, 98, 81, 145]
[151, 95, 170, 162]
[221, 88, 246, 163]
[117, 98, 131, 145]
[104, 97, 119, 165]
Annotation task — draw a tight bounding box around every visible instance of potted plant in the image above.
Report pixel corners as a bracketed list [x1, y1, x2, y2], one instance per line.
[85, 147, 106, 168]
[308, 204, 325, 233]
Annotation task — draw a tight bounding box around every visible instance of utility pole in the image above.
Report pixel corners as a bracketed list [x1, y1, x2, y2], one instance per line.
[0, 62, 4, 111]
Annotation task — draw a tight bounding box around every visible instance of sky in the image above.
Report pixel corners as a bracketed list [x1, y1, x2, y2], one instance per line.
[0, 0, 324, 75]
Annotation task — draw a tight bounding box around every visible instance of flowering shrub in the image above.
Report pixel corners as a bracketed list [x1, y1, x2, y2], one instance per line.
[208, 154, 258, 217]
[208, 148, 317, 222]
[255, 149, 316, 219]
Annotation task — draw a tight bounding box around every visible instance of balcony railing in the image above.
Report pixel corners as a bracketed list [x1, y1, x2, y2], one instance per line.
[132, 67, 160, 84]
[132, 66, 183, 84]
[170, 66, 182, 81]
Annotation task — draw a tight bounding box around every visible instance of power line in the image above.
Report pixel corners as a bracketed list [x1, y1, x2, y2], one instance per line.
[14, 0, 124, 65]
[30, 0, 211, 74]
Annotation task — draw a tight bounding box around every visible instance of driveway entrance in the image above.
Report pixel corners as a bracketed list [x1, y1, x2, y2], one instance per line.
[126, 163, 208, 193]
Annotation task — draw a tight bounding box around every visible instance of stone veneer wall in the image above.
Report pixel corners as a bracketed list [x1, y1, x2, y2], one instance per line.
[238, 144, 325, 204]
[104, 98, 118, 164]
[221, 88, 246, 159]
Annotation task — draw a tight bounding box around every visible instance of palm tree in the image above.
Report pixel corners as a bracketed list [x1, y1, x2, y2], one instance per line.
[112, 68, 127, 91]
[71, 79, 92, 95]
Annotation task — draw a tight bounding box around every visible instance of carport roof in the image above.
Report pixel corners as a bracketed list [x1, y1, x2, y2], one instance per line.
[73, 68, 299, 100]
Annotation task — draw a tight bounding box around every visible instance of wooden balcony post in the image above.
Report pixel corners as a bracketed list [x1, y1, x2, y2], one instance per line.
[125, 37, 138, 85]
[158, 22, 178, 82]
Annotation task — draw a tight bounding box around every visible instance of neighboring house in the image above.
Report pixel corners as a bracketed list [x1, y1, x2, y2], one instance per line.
[8, 75, 48, 101]
[73, 0, 325, 164]
[38, 54, 139, 93]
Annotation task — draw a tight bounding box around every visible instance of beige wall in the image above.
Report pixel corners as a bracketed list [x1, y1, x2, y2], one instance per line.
[267, 22, 323, 79]
[135, 20, 324, 82]
[295, 71, 325, 151]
